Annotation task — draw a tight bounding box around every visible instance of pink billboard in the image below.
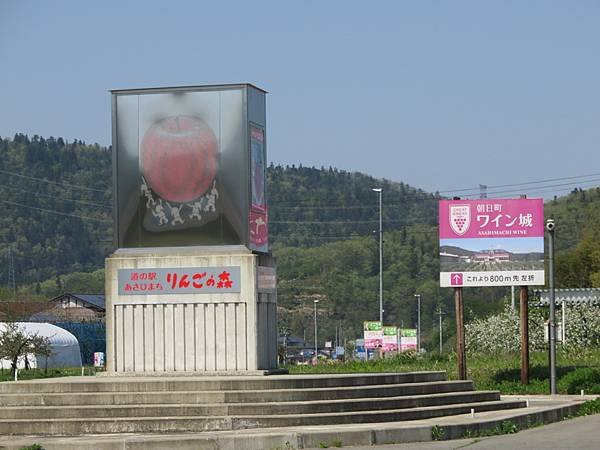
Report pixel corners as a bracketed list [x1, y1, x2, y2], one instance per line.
[439, 199, 545, 287]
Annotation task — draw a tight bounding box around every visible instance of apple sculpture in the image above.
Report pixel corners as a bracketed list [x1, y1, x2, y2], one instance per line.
[141, 115, 218, 203]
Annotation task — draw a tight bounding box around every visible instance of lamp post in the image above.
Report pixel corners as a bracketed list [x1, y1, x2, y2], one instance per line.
[414, 294, 421, 352]
[546, 219, 557, 395]
[436, 306, 445, 354]
[372, 188, 383, 323]
[314, 299, 319, 358]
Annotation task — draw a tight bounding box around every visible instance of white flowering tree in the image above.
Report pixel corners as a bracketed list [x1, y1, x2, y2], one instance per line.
[465, 304, 545, 354]
[562, 303, 600, 353]
[466, 303, 600, 354]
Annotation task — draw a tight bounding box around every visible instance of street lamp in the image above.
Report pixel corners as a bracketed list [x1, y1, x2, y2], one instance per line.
[414, 294, 421, 352]
[314, 299, 319, 358]
[546, 219, 557, 395]
[372, 188, 383, 323]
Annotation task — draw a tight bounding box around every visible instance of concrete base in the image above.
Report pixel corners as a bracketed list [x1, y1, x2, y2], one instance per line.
[0, 396, 588, 450]
[105, 245, 278, 374]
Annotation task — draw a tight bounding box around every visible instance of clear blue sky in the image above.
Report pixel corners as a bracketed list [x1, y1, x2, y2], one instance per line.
[1, 1, 599, 198]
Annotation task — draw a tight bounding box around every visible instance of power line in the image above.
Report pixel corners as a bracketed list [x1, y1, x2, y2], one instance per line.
[0, 182, 112, 209]
[0, 168, 109, 194]
[271, 217, 436, 225]
[458, 179, 600, 200]
[1, 199, 112, 223]
[439, 172, 600, 195]
[478, 178, 600, 197]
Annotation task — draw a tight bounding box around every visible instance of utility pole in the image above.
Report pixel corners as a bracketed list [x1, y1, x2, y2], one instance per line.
[455, 287, 467, 379]
[479, 184, 487, 199]
[520, 287, 529, 384]
[7, 244, 16, 296]
[436, 307, 445, 354]
[372, 188, 383, 323]
[414, 294, 421, 352]
[561, 299, 566, 344]
[511, 286, 515, 310]
[314, 299, 319, 359]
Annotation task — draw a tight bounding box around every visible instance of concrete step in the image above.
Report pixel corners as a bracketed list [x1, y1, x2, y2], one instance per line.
[0, 371, 446, 394]
[0, 397, 585, 450]
[0, 380, 474, 406]
[0, 400, 527, 435]
[0, 391, 501, 419]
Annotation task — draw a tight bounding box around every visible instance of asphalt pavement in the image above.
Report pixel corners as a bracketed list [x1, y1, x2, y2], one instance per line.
[317, 413, 600, 450]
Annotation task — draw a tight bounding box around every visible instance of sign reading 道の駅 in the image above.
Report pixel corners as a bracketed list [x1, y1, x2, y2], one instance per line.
[118, 266, 241, 295]
[439, 198, 545, 288]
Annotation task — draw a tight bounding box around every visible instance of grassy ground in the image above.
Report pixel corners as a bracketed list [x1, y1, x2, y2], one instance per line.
[0, 366, 97, 382]
[3, 350, 600, 396]
[286, 350, 600, 395]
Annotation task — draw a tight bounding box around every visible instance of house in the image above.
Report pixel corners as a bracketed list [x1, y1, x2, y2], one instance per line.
[29, 293, 105, 322]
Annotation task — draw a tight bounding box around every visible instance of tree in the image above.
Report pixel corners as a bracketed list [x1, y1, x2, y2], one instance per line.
[0, 323, 52, 376]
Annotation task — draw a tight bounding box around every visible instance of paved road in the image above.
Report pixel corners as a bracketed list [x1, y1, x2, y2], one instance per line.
[314, 414, 600, 450]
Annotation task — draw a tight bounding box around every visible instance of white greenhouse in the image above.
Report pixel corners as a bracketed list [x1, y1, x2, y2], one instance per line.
[0, 322, 82, 369]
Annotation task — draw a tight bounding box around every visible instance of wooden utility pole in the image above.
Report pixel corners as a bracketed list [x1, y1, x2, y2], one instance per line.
[520, 287, 529, 384]
[454, 287, 467, 380]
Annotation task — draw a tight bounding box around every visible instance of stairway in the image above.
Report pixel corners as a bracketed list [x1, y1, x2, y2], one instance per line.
[0, 371, 526, 435]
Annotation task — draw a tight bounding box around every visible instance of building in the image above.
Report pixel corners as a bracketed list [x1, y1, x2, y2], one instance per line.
[30, 293, 105, 322]
[535, 288, 600, 306]
[473, 250, 510, 262]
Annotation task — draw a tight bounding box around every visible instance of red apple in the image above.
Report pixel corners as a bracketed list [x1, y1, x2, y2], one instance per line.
[141, 115, 218, 203]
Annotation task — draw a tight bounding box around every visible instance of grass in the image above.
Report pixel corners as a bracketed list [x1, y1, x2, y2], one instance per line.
[0, 366, 98, 382]
[573, 397, 600, 416]
[286, 349, 600, 395]
[4, 350, 600, 397]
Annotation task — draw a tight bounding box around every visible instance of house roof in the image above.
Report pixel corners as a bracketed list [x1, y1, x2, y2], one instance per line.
[51, 293, 105, 310]
[535, 288, 600, 306]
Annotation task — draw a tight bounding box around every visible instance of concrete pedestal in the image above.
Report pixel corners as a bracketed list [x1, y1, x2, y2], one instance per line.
[105, 245, 277, 374]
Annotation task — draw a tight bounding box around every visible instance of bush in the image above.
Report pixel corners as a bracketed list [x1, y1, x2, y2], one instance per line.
[559, 367, 600, 395]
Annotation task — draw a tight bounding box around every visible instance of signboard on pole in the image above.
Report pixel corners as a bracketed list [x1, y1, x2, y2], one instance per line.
[363, 321, 383, 349]
[382, 326, 398, 351]
[400, 329, 417, 351]
[439, 198, 545, 287]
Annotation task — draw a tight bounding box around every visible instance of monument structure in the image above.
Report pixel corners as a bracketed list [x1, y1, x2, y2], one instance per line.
[105, 84, 278, 374]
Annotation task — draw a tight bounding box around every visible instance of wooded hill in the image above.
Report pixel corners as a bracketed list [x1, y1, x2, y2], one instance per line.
[0, 134, 598, 349]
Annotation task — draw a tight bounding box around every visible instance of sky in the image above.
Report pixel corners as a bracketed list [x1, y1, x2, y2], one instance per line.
[1, 1, 599, 199]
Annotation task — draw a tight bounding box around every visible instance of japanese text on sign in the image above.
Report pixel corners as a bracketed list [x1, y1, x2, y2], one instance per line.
[117, 267, 241, 295]
[439, 198, 544, 239]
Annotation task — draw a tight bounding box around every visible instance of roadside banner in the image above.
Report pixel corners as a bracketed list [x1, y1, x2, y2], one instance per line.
[382, 326, 398, 351]
[400, 328, 417, 351]
[363, 321, 383, 349]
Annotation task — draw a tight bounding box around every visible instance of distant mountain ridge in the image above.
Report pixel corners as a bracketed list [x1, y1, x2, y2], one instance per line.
[440, 245, 544, 262]
[2, 133, 600, 346]
[0, 134, 438, 286]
